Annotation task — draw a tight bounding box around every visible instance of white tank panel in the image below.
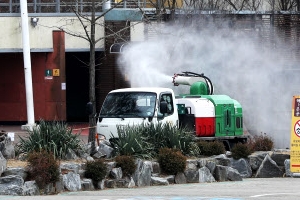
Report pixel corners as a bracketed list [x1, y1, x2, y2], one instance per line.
[176, 98, 215, 117]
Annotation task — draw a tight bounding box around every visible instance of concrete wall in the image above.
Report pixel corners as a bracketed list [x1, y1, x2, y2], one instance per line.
[0, 16, 105, 52]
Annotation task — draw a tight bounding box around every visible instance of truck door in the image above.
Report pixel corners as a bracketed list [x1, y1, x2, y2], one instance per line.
[157, 92, 178, 127]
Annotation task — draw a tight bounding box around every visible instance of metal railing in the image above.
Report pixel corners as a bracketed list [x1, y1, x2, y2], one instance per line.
[0, 0, 148, 14]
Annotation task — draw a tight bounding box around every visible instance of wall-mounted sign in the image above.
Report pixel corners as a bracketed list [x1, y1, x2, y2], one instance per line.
[53, 69, 60, 76]
[45, 69, 52, 77]
[290, 96, 300, 173]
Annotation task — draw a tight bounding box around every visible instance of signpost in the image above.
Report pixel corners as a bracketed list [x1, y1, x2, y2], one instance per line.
[290, 96, 300, 172]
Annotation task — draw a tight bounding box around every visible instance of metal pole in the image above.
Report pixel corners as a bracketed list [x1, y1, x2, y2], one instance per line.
[20, 0, 35, 128]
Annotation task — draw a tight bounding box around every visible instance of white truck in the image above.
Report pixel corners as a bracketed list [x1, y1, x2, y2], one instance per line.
[96, 72, 247, 148]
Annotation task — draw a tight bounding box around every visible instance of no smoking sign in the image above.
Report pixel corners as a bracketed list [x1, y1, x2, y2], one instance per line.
[294, 120, 300, 137]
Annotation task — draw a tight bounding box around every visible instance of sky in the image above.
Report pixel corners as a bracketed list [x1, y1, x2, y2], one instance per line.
[117, 21, 299, 149]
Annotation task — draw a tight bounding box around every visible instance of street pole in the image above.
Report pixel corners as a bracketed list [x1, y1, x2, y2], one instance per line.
[20, 0, 35, 129]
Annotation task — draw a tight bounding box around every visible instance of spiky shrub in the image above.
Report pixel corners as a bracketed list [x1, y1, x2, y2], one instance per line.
[115, 155, 136, 177]
[16, 119, 83, 159]
[157, 147, 186, 175]
[250, 134, 274, 151]
[27, 150, 60, 189]
[197, 140, 226, 156]
[142, 123, 195, 156]
[111, 125, 155, 159]
[84, 159, 107, 186]
[231, 142, 253, 159]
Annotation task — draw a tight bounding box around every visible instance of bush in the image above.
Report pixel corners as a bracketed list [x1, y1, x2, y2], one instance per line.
[115, 155, 136, 177]
[250, 134, 274, 151]
[141, 123, 195, 156]
[84, 159, 107, 185]
[231, 142, 253, 159]
[16, 119, 83, 159]
[112, 125, 155, 159]
[157, 147, 186, 175]
[27, 150, 60, 189]
[197, 140, 226, 156]
[112, 123, 196, 158]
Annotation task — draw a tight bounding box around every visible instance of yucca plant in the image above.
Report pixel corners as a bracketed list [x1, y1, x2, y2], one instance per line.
[140, 123, 196, 156]
[111, 125, 155, 159]
[112, 123, 198, 158]
[16, 119, 83, 159]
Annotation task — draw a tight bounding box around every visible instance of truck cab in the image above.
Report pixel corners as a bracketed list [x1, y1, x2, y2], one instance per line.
[96, 87, 178, 141]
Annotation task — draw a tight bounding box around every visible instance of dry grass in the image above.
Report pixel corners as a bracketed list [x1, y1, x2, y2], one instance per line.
[6, 158, 86, 168]
[7, 159, 28, 168]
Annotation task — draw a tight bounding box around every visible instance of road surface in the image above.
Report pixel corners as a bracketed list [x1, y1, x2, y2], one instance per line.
[0, 177, 299, 200]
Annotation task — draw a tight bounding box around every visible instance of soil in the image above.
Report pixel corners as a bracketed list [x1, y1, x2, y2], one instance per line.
[7, 159, 28, 168]
[6, 159, 86, 168]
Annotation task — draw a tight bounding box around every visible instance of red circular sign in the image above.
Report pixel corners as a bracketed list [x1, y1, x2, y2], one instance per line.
[294, 120, 300, 138]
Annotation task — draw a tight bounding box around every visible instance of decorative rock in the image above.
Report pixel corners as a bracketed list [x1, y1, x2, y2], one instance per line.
[270, 152, 290, 167]
[86, 156, 94, 162]
[127, 177, 136, 188]
[214, 165, 228, 181]
[0, 175, 24, 195]
[229, 158, 252, 178]
[105, 179, 116, 188]
[175, 172, 187, 184]
[0, 152, 7, 176]
[62, 172, 81, 191]
[186, 159, 198, 170]
[151, 177, 169, 186]
[64, 149, 78, 160]
[151, 161, 160, 174]
[97, 179, 105, 189]
[133, 159, 151, 187]
[248, 151, 269, 171]
[214, 154, 231, 166]
[81, 178, 94, 191]
[255, 154, 284, 178]
[55, 175, 64, 193]
[3, 167, 27, 180]
[0, 131, 15, 159]
[2, 137, 15, 159]
[184, 169, 199, 183]
[205, 160, 217, 174]
[42, 183, 55, 195]
[22, 181, 40, 196]
[60, 163, 82, 174]
[199, 166, 215, 183]
[165, 175, 175, 184]
[227, 167, 243, 181]
[98, 143, 114, 158]
[110, 167, 122, 179]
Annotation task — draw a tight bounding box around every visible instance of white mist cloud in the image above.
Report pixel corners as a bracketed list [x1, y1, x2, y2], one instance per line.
[118, 22, 298, 149]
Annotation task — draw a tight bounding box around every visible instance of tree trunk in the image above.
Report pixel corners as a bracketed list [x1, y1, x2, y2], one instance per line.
[88, 0, 97, 155]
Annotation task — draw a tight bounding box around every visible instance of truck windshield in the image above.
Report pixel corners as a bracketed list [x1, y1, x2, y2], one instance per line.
[100, 92, 157, 118]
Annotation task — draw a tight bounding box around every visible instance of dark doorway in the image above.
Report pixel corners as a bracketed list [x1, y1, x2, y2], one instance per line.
[65, 52, 90, 122]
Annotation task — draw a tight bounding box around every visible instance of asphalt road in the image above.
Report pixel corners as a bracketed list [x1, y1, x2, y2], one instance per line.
[0, 177, 299, 200]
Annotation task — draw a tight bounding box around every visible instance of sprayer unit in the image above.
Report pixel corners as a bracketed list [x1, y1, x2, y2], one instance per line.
[172, 71, 214, 96]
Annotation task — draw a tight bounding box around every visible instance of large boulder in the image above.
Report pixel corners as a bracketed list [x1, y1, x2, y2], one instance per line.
[255, 154, 284, 178]
[199, 166, 215, 183]
[230, 158, 252, 178]
[62, 172, 81, 191]
[132, 159, 152, 187]
[0, 131, 15, 159]
[0, 175, 24, 195]
[0, 152, 7, 176]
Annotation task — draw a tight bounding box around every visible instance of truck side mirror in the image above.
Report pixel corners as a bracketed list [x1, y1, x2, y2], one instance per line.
[86, 102, 93, 116]
[160, 101, 168, 114]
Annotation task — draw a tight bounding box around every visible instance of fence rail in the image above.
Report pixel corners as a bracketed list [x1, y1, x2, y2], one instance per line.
[0, 0, 147, 13]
